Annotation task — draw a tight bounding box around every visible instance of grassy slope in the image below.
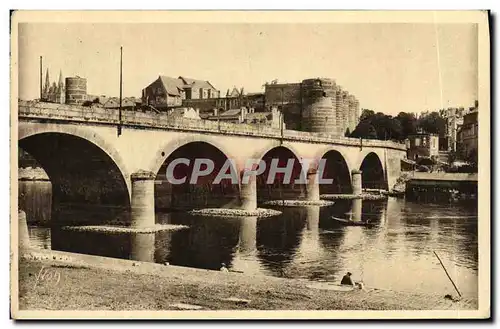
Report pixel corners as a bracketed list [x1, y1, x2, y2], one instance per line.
[17, 256, 477, 312]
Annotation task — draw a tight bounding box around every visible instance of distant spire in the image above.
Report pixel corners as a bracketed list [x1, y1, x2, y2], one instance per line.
[44, 68, 50, 95]
[58, 70, 63, 87]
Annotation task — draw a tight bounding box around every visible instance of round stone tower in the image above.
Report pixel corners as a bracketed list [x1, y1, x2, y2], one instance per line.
[301, 78, 337, 134]
[65, 76, 87, 105]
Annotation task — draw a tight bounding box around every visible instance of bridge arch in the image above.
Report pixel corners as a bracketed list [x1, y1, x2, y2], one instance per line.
[19, 130, 131, 224]
[316, 149, 353, 195]
[253, 145, 306, 201]
[153, 139, 239, 210]
[359, 152, 388, 191]
[149, 135, 237, 175]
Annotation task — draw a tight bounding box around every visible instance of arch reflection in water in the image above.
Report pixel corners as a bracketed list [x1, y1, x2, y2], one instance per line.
[130, 233, 155, 262]
[256, 207, 305, 276]
[50, 227, 131, 259]
[167, 214, 240, 270]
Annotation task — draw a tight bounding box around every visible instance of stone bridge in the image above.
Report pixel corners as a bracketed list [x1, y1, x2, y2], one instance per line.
[18, 100, 406, 227]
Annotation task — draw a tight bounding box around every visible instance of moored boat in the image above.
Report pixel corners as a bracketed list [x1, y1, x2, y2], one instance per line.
[332, 216, 375, 227]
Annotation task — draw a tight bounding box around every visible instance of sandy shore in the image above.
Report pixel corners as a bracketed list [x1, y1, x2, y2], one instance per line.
[15, 248, 478, 313]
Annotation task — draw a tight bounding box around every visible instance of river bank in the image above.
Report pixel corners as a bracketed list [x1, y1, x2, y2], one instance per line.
[16, 248, 477, 313]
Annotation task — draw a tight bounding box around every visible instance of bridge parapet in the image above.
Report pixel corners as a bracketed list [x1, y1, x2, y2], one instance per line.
[18, 100, 406, 151]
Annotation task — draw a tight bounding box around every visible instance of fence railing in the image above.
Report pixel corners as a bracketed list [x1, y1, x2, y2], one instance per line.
[18, 100, 406, 150]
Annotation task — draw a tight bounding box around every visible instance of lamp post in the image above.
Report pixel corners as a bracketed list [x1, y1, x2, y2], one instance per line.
[118, 46, 123, 137]
[280, 87, 284, 144]
[39, 56, 43, 100]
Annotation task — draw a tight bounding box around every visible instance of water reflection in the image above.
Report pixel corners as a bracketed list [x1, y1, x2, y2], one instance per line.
[168, 214, 240, 270]
[256, 207, 305, 276]
[22, 181, 479, 297]
[351, 199, 362, 222]
[238, 216, 258, 255]
[297, 206, 322, 258]
[130, 233, 155, 262]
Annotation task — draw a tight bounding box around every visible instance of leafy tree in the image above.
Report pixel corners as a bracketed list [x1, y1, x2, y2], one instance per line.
[360, 109, 375, 122]
[395, 112, 418, 138]
[417, 112, 446, 136]
[351, 110, 403, 141]
[350, 120, 378, 139]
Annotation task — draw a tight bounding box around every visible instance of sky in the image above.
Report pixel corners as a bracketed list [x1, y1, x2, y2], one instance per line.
[17, 22, 478, 115]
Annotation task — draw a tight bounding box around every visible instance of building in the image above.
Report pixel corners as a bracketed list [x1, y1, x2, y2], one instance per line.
[406, 132, 440, 161]
[178, 87, 265, 115]
[264, 78, 360, 136]
[457, 105, 478, 160]
[141, 75, 220, 111]
[167, 107, 202, 120]
[41, 69, 65, 104]
[441, 106, 468, 151]
[264, 82, 302, 130]
[203, 106, 282, 128]
[86, 95, 141, 110]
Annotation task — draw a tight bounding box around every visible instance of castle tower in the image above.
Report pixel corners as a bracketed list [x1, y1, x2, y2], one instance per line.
[335, 85, 343, 137]
[301, 78, 336, 134]
[341, 90, 350, 136]
[353, 96, 360, 132]
[348, 94, 356, 134]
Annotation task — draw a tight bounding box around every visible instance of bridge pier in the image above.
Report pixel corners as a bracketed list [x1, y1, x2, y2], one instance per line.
[239, 171, 257, 211]
[306, 170, 320, 202]
[352, 169, 362, 196]
[130, 171, 156, 228]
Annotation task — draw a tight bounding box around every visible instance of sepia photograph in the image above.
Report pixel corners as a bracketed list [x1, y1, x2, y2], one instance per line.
[10, 10, 490, 319]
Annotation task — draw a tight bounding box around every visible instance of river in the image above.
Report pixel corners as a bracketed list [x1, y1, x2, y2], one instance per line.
[19, 181, 478, 298]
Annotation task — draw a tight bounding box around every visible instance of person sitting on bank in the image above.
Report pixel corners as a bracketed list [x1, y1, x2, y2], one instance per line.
[220, 263, 229, 272]
[341, 272, 355, 286]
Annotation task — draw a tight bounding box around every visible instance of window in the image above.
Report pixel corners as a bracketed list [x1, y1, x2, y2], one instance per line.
[415, 138, 421, 147]
[199, 88, 203, 99]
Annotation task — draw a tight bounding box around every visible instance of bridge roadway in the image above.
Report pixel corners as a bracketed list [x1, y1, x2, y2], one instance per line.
[17, 100, 407, 227]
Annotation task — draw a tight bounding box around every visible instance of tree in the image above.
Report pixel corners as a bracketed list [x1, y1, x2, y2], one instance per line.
[350, 121, 378, 139]
[417, 112, 446, 136]
[395, 112, 418, 139]
[360, 109, 375, 122]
